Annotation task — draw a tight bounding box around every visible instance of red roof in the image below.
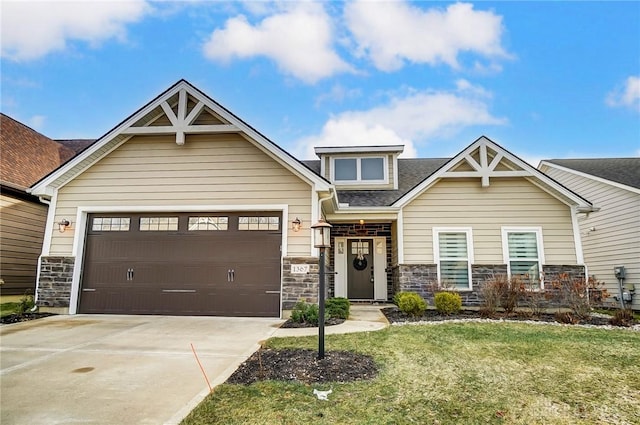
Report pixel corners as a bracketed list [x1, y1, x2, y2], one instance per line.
[0, 113, 76, 190]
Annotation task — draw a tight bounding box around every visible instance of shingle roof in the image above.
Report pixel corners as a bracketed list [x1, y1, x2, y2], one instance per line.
[55, 139, 97, 154]
[546, 158, 640, 190]
[0, 113, 76, 190]
[302, 158, 450, 206]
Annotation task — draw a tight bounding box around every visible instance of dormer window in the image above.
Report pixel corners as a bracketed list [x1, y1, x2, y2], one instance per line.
[334, 157, 386, 183]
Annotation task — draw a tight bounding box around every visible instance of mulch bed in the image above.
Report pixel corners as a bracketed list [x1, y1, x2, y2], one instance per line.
[227, 348, 378, 385]
[280, 317, 345, 328]
[381, 307, 616, 326]
[0, 313, 56, 325]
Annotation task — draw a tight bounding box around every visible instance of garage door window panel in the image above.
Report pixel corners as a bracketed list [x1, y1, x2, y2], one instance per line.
[188, 216, 228, 231]
[140, 217, 178, 231]
[92, 217, 130, 231]
[238, 216, 279, 231]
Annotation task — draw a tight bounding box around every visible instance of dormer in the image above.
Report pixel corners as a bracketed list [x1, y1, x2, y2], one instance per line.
[315, 145, 404, 190]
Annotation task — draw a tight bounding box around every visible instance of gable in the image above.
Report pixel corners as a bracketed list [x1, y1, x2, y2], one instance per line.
[540, 159, 640, 194]
[29, 80, 330, 198]
[394, 136, 593, 212]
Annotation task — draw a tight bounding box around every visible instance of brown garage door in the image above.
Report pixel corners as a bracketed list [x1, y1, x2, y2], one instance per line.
[79, 212, 282, 317]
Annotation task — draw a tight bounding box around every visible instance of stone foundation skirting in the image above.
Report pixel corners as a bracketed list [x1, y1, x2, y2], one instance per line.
[37, 256, 74, 308]
[392, 263, 586, 307]
[281, 256, 320, 309]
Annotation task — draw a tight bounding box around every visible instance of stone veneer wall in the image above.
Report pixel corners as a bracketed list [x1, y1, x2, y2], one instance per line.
[282, 256, 320, 309]
[392, 263, 586, 307]
[328, 223, 393, 300]
[37, 256, 74, 308]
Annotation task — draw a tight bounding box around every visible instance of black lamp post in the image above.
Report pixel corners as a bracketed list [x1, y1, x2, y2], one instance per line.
[311, 218, 332, 360]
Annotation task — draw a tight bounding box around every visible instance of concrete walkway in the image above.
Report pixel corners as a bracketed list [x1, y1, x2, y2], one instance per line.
[273, 304, 390, 337]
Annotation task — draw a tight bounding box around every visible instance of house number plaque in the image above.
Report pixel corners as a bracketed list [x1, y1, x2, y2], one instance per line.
[291, 264, 310, 274]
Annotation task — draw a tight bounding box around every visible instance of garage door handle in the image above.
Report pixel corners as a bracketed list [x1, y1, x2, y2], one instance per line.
[265, 290, 280, 294]
[231, 269, 235, 282]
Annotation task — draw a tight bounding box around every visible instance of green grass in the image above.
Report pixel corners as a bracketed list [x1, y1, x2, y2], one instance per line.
[0, 302, 21, 317]
[181, 323, 640, 425]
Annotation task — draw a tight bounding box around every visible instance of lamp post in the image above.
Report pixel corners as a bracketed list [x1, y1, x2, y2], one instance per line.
[311, 218, 332, 360]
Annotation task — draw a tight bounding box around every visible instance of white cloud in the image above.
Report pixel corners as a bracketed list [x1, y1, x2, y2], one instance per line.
[294, 82, 506, 159]
[345, 1, 508, 72]
[202, 3, 352, 84]
[315, 84, 362, 106]
[0, 0, 150, 61]
[28, 115, 46, 131]
[606, 76, 640, 112]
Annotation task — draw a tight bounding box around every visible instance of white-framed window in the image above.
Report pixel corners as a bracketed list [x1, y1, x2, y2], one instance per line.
[501, 227, 545, 287]
[433, 227, 474, 290]
[332, 157, 387, 183]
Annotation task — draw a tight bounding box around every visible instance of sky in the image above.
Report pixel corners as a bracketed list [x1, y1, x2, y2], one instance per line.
[1, 1, 639, 165]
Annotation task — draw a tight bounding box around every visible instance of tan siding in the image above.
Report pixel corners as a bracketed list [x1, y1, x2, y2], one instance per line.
[50, 134, 313, 257]
[541, 165, 640, 310]
[0, 194, 47, 294]
[402, 178, 577, 265]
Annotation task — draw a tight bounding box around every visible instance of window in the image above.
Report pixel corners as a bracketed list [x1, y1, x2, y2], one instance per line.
[139, 217, 178, 231]
[502, 227, 544, 286]
[434, 228, 474, 290]
[188, 216, 228, 231]
[92, 217, 130, 231]
[238, 216, 279, 231]
[333, 157, 386, 183]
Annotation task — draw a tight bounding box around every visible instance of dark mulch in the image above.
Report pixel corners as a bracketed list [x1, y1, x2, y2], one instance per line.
[381, 307, 618, 327]
[227, 348, 378, 385]
[0, 313, 56, 325]
[280, 317, 345, 328]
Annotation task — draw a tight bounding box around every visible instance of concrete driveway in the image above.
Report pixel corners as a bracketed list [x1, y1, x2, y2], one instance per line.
[0, 314, 284, 424]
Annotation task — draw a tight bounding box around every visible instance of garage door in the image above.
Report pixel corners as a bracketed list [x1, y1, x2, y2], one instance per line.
[79, 212, 282, 317]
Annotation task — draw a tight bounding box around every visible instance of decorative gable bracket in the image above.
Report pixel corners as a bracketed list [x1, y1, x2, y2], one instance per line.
[120, 88, 240, 145]
[444, 143, 530, 187]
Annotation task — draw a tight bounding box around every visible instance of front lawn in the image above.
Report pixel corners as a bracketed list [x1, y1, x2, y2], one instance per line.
[182, 323, 640, 425]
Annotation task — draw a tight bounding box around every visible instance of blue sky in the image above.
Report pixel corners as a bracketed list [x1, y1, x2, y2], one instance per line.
[1, 1, 639, 164]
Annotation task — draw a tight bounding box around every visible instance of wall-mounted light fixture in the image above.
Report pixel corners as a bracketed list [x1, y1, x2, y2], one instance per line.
[58, 219, 71, 233]
[292, 217, 302, 232]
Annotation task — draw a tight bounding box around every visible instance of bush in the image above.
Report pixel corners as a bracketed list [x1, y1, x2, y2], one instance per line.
[395, 292, 427, 317]
[290, 301, 328, 326]
[609, 309, 635, 327]
[325, 297, 350, 319]
[548, 274, 608, 320]
[555, 311, 579, 324]
[17, 292, 35, 316]
[434, 292, 462, 315]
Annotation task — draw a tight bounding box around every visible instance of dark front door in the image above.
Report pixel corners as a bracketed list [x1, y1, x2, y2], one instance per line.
[79, 212, 282, 317]
[347, 239, 374, 299]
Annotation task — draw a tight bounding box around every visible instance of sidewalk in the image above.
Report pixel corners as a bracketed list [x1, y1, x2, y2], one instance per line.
[273, 304, 391, 337]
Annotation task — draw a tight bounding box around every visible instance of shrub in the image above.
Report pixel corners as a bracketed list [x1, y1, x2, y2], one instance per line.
[396, 292, 427, 317]
[434, 292, 462, 315]
[290, 301, 328, 326]
[609, 309, 635, 327]
[555, 311, 579, 324]
[17, 292, 35, 316]
[325, 297, 350, 319]
[548, 274, 608, 320]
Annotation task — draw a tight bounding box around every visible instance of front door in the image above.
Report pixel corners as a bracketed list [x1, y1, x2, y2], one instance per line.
[347, 239, 374, 299]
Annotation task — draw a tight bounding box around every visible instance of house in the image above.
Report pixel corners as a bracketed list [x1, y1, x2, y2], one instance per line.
[28, 80, 594, 317]
[539, 158, 640, 310]
[0, 113, 76, 299]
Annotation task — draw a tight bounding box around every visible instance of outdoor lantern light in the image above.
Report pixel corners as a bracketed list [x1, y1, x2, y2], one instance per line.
[58, 219, 71, 233]
[310, 218, 332, 359]
[292, 217, 302, 232]
[311, 219, 332, 248]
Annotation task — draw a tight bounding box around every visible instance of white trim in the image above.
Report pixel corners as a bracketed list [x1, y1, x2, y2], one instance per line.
[432, 227, 474, 290]
[397, 210, 404, 264]
[539, 161, 640, 195]
[41, 190, 57, 256]
[570, 206, 585, 265]
[315, 145, 404, 154]
[501, 226, 545, 288]
[67, 204, 290, 315]
[392, 153, 399, 190]
[334, 237, 347, 298]
[331, 156, 389, 185]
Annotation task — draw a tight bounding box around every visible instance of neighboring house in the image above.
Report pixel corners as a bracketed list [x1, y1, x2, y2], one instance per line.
[0, 113, 76, 297]
[539, 159, 640, 310]
[29, 80, 594, 317]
